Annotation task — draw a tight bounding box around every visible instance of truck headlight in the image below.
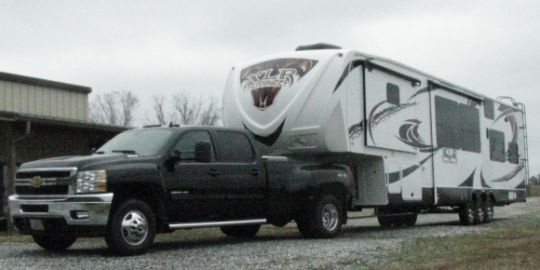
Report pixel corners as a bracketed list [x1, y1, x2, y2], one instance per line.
[76, 170, 107, 193]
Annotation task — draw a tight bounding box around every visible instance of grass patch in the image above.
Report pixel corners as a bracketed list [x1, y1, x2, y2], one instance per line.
[385, 215, 540, 270]
[529, 185, 540, 197]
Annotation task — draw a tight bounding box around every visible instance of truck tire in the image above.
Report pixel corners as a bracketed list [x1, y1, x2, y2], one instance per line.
[473, 199, 486, 224]
[402, 213, 417, 226]
[296, 194, 343, 238]
[105, 199, 156, 255]
[32, 233, 77, 251]
[377, 216, 394, 228]
[459, 202, 475, 225]
[220, 225, 261, 238]
[484, 198, 494, 223]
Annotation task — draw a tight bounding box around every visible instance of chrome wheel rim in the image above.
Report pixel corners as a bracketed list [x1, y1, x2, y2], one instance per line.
[121, 210, 148, 246]
[487, 205, 494, 220]
[321, 204, 339, 231]
[477, 205, 485, 223]
[467, 206, 474, 223]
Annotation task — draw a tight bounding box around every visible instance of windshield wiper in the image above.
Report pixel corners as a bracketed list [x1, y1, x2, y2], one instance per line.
[112, 150, 137, 154]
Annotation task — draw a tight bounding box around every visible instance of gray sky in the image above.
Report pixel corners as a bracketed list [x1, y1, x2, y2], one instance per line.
[1, 0, 540, 174]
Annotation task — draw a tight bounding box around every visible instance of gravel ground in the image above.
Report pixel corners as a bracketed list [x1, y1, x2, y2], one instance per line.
[0, 198, 537, 270]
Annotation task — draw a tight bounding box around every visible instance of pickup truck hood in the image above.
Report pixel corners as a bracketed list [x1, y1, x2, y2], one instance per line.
[19, 154, 139, 171]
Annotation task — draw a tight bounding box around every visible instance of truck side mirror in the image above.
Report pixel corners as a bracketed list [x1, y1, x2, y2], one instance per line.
[194, 142, 212, 163]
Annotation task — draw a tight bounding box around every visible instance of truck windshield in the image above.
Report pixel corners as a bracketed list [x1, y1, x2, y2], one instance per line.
[96, 129, 175, 156]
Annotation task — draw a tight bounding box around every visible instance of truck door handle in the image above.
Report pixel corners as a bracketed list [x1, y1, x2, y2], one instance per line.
[207, 169, 222, 177]
[250, 169, 259, 176]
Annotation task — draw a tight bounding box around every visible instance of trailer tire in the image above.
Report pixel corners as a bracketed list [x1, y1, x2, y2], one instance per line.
[296, 194, 343, 238]
[105, 199, 156, 256]
[220, 225, 261, 238]
[32, 233, 77, 251]
[473, 199, 486, 224]
[484, 198, 494, 223]
[459, 202, 475, 225]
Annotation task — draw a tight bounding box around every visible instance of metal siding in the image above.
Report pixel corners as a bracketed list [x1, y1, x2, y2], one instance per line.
[0, 81, 6, 110]
[0, 79, 89, 121]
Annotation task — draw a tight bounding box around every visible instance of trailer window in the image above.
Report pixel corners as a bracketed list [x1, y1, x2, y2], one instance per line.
[508, 142, 519, 164]
[488, 129, 505, 162]
[435, 96, 481, 152]
[484, 99, 494, 120]
[386, 83, 400, 105]
[435, 96, 460, 149]
[459, 104, 481, 152]
[213, 131, 255, 163]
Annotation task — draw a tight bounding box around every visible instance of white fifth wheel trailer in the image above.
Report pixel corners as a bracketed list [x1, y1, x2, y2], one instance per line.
[223, 43, 529, 226]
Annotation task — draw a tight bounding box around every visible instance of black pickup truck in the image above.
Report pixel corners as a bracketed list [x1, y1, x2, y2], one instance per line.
[9, 126, 352, 255]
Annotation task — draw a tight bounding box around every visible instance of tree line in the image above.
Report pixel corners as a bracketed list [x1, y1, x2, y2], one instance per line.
[89, 90, 220, 127]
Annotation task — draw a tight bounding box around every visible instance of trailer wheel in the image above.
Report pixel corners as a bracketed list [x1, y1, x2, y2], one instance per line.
[473, 199, 486, 224]
[483, 198, 494, 223]
[32, 233, 77, 251]
[459, 202, 475, 225]
[220, 225, 261, 238]
[296, 194, 343, 238]
[105, 199, 156, 255]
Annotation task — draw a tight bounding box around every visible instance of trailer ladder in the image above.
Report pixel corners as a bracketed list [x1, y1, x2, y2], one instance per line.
[497, 96, 530, 195]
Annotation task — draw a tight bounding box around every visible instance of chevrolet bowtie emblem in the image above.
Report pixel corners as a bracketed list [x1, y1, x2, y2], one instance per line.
[31, 176, 43, 188]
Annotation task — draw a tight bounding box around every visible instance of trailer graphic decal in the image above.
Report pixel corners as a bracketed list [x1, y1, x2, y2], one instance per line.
[458, 170, 475, 187]
[367, 101, 417, 145]
[490, 165, 524, 183]
[387, 150, 438, 184]
[240, 58, 318, 110]
[396, 119, 432, 152]
[242, 119, 286, 146]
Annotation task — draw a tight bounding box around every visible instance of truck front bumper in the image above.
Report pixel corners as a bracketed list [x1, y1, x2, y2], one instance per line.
[9, 193, 113, 234]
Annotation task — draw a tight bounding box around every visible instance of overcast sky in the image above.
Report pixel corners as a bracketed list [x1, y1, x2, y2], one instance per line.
[1, 0, 539, 174]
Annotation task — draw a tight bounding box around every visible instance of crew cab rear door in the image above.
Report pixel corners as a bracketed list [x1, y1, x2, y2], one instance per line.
[210, 130, 267, 219]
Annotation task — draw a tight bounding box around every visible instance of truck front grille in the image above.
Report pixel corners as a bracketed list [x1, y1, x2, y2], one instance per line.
[16, 185, 69, 195]
[15, 168, 76, 195]
[16, 171, 72, 179]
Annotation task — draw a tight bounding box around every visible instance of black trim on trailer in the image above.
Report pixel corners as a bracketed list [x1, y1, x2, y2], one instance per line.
[353, 60, 421, 87]
[428, 84, 436, 205]
[428, 80, 483, 102]
[362, 65, 368, 147]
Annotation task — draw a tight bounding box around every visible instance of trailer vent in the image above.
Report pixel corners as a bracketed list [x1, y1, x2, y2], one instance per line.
[295, 43, 342, 51]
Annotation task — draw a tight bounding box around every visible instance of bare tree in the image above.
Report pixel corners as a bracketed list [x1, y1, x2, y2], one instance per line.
[89, 90, 139, 127]
[199, 96, 220, 126]
[173, 92, 202, 125]
[151, 95, 168, 126]
[146, 91, 220, 126]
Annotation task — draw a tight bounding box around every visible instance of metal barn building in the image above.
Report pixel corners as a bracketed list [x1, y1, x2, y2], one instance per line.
[0, 72, 126, 220]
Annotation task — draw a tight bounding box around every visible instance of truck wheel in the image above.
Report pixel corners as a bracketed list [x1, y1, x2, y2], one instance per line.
[297, 194, 343, 238]
[459, 202, 475, 225]
[105, 199, 156, 255]
[484, 198, 494, 223]
[32, 233, 77, 251]
[473, 199, 486, 224]
[220, 225, 261, 238]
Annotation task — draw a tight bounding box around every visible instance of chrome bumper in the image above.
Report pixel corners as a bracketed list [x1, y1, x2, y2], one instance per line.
[8, 193, 113, 228]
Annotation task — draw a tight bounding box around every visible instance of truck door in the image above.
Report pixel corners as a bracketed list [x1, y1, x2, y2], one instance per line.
[210, 131, 266, 219]
[166, 130, 226, 222]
